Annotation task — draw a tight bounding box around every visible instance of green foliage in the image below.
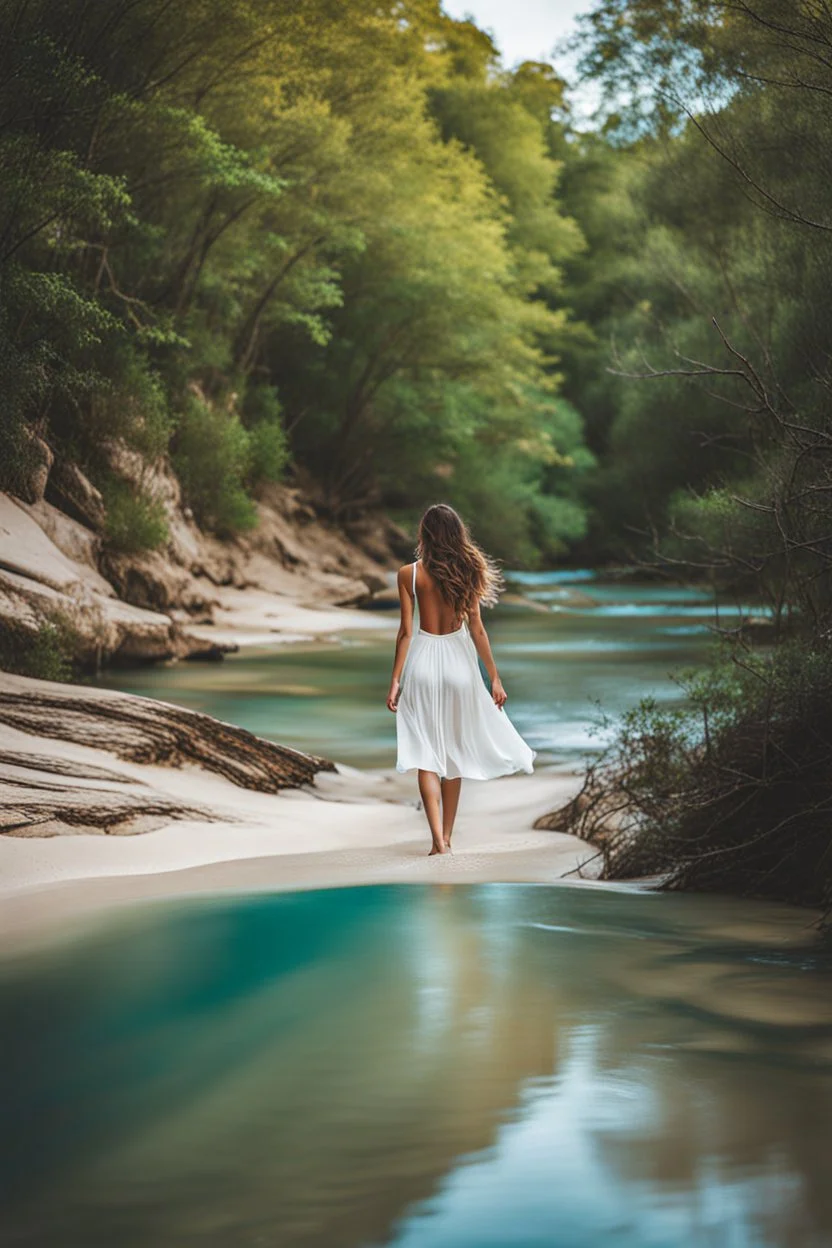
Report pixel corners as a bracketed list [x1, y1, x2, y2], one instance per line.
[545, 1, 832, 914]
[436, 396, 595, 565]
[2, 0, 828, 582]
[569, 643, 832, 918]
[0, 0, 593, 566]
[243, 385, 290, 486]
[248, 420, 290, 487]
[102, 482, 169, 555]
[557, 3, 832, 589]
[0, 614, 81, 683]
[173, 397, 256, 535]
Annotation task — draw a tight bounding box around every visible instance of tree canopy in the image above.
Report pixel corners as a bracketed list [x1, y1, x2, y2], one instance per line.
[2, 0, 829, 592]
[0, 0, 592, 561]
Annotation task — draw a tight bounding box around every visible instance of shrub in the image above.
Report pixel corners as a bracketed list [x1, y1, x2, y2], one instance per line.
[102, 480, 169, 554]
[173, 396, 257, 535]
[243, 384, 290, 487]
[82, 348, 174, 461]
[248, 419, 289, 486]
[0, 412, 39, 497]
[0, 613, 82, 682]
[556, 643, 832, 922]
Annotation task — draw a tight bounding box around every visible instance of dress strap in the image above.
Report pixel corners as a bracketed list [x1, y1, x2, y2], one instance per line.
[412, 559, 418, 597]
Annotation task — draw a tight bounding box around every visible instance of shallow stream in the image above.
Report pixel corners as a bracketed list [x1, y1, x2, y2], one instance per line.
[4, 574, 829, 1247]
[93, 572, 753, 768]
[2, 884, 830, 1247]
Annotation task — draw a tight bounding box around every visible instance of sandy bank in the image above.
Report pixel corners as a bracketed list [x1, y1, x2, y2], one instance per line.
[0, 677, 597, 948]
[1, 453, 401, 667]
[182, 583, 397, 650]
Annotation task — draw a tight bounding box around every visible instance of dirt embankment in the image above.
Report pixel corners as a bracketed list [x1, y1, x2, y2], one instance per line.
[0, 442, 405, 667]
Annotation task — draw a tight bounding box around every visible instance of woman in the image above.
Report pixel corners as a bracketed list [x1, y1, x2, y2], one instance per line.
[386, 503, 535, 855]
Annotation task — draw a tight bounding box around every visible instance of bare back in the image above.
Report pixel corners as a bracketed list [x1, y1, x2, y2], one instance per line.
[412, 560, 464, 635]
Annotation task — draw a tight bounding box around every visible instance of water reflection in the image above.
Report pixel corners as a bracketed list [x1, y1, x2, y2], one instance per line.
[1, 885, 830, 1247]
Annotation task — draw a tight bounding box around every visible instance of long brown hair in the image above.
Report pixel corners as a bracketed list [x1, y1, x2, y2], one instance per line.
[416, 504, 502, 617]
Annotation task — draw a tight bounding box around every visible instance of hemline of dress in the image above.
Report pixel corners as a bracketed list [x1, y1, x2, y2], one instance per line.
[395, 753, 536, 782]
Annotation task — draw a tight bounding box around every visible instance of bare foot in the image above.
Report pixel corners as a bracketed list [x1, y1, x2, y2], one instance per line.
[443, 839, 453, 853]
[428, 844, 447, 856]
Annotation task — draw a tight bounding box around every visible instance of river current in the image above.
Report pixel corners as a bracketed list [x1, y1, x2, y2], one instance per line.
[2, 573, 830, 1248]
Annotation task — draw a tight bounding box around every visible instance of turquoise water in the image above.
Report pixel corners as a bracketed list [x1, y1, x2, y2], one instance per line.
[13, 574, 819, 1247]
[93, 573, 753, 767]
[2, 885, 830, 1247]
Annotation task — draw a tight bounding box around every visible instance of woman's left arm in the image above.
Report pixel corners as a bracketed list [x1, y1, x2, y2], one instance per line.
[467, 600, 507, 708]
[387, 566, 414, 712]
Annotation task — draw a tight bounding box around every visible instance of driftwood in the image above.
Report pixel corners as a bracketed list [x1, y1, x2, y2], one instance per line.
[0, 673, 334, 792]
[533, 776, 622, 846]
[0, 672, 336, 837]
[0, 753, 213, 836]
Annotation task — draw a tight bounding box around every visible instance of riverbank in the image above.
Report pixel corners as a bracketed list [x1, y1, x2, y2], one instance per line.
[0, 445, 403, 670]
[0, 671, 597, 950]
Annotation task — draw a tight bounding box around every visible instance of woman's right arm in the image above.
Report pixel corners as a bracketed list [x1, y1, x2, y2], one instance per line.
[386, 566, 414, 712]
[468, 600, 507, 708]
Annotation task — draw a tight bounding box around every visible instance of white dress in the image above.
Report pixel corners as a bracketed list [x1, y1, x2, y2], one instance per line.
[396, 561, 536, 780]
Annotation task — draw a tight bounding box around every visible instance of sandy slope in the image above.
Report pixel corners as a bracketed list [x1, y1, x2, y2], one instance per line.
[183, 583, 397, 648]
[0, 712, 596, 947]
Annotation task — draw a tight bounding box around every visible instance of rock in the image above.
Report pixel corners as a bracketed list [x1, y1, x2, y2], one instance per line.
[0, 561, 183, 664]
[16, 430, 54, 504]
[177, 633, 239, 662]
[345, 512, 413, 564]
[0, 493, 98, 596]
[0, 566, 106, 666]
[0, 671, 335, 796]
[70, 443, 398, 617]
[0, 492, 221, 665]
[100, 595, 182, 662]
[102, 548, 218, 615]
[357, 585, 401, 611]
[0, 761, 214, 837]
[46, 460, 106, 531]
[18, 497, 110, 592]
[0, 740, 224, 837]
[3, 424, 400, 670]
[224, 483, 395, 606]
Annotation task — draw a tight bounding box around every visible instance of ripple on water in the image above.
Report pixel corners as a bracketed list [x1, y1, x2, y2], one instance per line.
[89, 575, 751, 769]
[1, 884, 830, 1248]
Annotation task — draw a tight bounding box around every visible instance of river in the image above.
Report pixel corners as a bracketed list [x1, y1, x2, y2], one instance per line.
[90, 571, 753, 768]
[2, 572, 830, 1248]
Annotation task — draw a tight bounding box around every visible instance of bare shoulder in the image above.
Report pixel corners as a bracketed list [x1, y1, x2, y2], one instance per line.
[397, 563, 413, 582]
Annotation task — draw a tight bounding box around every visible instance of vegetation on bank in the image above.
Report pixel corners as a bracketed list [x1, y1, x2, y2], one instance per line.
[552, 0, 832, 920]
[0, 0, 593, 565]
[1, 1, 830, 909]
[557, 645, 832, 918]
[0, 613, 82, 683]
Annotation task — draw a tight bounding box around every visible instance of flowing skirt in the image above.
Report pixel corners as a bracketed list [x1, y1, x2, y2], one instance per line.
[396, 624, 536, 780]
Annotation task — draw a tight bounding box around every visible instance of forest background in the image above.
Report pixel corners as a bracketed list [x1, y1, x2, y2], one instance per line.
[2, 0, 831, 909]
[4, 0, 828, 575]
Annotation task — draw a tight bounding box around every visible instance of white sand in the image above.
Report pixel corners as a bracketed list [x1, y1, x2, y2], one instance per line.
[183, 585, 398, 649]
[0, 721, 599, 949]
[0, 491, 603, 952]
